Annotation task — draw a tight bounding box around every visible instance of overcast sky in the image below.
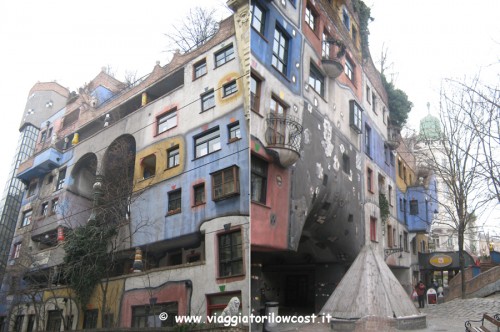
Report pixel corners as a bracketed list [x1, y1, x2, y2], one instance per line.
[0, 1, 498, 231]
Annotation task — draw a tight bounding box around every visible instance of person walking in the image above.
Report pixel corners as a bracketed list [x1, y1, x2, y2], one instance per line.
[415, 281, 426, 308]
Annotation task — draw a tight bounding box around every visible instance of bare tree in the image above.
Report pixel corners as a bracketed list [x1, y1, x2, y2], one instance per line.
[165, 7, 220, 54]
[415, 81, 495, 298]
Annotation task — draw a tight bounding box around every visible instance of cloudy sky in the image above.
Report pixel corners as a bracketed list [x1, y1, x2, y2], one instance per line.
[0, 1, 498, 231]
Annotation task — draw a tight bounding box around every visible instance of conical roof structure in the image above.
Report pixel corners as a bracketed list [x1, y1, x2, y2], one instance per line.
[320, 244, 422, 319]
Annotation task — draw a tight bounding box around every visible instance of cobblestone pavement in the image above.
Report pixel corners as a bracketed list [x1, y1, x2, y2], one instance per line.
[260, 293, 500, 331]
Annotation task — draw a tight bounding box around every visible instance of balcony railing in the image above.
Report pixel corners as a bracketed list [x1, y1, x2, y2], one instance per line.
[17, 147, 63, 182]
[265, 113, 303, 167]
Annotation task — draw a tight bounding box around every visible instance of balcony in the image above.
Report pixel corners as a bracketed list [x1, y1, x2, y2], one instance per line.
[387, 124, 401, 150]
[321, 39, 346, 79]
[17, 147, 63, 182]
[265, 113, 303, 167]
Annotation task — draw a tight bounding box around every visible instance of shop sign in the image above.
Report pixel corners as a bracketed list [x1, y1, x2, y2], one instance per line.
[429, 254, 452, 267]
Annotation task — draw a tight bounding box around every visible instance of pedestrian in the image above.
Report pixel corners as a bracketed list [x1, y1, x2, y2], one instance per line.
[415, 281, 426, 308]
[432, 279, 439, 290]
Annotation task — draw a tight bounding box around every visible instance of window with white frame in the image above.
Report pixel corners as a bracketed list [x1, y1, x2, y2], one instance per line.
[272, 25, 289, 75]
[349, 100, 363, 133]
[195, 127, 221, 158]
[305, 4, 317, 31]
[157, 108, 177, 134]
[251, 2, 266, 34]
[308, 62, 325, 97]
[21, 210, 32, 227]
[223, 80, 238, 97]
[167, 146, 180, 169]
[193, 59, 207, 79]
[345, 56, 354, 81]
[214, 44, 234, 67]
[201, 90, 215, 112]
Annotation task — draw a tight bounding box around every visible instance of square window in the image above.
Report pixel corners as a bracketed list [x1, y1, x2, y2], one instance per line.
[308, 62, 325, 96]
[305, 4, 317, 31]
[251, 2, 266, 34]
[21, 210, 32, 227]
[349, 100, 363, 133]
[201, 90, 215, 112]
[168, 189, 182, 215]
[272, 25, 289, 75]
[218, 230, 243, 277]
[51, 198, 59, 215]
[12, 242, 21, 259]
[167, 146, 180, 169]
[250, 74, 262, 113]
[410, 200, 419, 215]
[365, 124, 372, 156]
[345, 57, 354, 81]
[342, 153, 350, 174]
[193, 59, 207, 79]
[223, 80, 238, 97]
[212, 166, 239, 201]
[228, 122, 241, 142]
[41, 202, 49, 217]
[56, 168, 66, 191]
[251, 157, 267, 204]
[195, 127, 221, 158]
[214, 44, 234, 68]
[142, 154, 156, 179]
[193, 183, 205, 206]
[157, 109, 177, 134]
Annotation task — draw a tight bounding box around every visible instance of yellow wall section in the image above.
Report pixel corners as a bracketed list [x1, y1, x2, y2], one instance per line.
[80, 278, 124, 328]
[396, 157, 415, 193]
[217, 72, 242, 105]
[134, 136, 185, 191]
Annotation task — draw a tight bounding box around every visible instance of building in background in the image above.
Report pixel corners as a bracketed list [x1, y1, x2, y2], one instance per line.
[0, 9, 250, 331]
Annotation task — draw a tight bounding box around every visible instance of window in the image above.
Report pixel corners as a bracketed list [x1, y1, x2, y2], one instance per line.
[365, 124, 372, 156]
[410, 199, 419, 215]
[212, 166, 239, 201]
[168, 189, 182, 215]
[398, 160, 403, 178]
[342, 8, 350, 31]
[251, 157, 267, 204]
[228, 122, 241, 141]
[251, 2, 266, 34]
[370, 217, 377, 242]
[403, 198, 408, 224]
[349, 100, 363, 133]
[404, 232, 409, 251]
[367, 168, 373, 193]
[141, 154, 156, 179]
[390, 152, 395, 166]
[193, 183, 205, 206]
[193, 59, 207, 79]
[195, 128, 221, 158]
[131, 303, 177, 327]
[387, 225, 393, 247]
[14, 315, 24, 332]
[12, 243, 21, 259]
[372, 93, 377, 113]
[27, 181, 37, 197]
[41, 202, 49, 217]
[399, 198, 404, 212]
[201, 90, 215, 112]
[269, 96, 288, 145]
[352, 26, 358, 45]
[157, 109, 177, 134]
[27, 315, 35, 332]
[21, 210, 32, 227]
[40, 130, 47, 143]
[384, 144, 390, 164]
[322, 32, 330, 58]
[167, 146, 180, 169]
[305, 4, 317, 31]
[223, 80, 238, 97]
[250, 74, 262, 113]
[56, 168, 66, 191]
[83, 309, 98, 329]
[62, 109, 80, 128]
[46, 310, 62, 332]
[218, 230, 243, 277]
[272, 25, 289, 75]
[366, 86, 371, 103]
[342, 153, 350, 174]
[51, 198, 59, 215]
[47, 174, 54, 184]
[388, 185, 393, 206]
[344, 56, 354, 81]
[412, 238, 417, 254]
[207, 292, 241, 316]
[214, 44, 234, 67]
[308, 62, 325, 96]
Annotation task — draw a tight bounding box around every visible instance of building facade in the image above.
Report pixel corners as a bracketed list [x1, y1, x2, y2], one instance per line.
[0, 12, 250, 331]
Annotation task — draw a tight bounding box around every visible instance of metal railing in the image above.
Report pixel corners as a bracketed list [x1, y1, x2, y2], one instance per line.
[265, 113, 303, 153]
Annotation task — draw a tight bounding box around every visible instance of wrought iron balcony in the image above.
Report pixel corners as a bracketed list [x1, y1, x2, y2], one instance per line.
[17, 147, 63, 182]
[265, 113, 303, 167]
[321, 38, 346, 79]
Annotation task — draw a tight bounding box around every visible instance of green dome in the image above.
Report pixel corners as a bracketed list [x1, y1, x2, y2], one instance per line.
[419, 114, 441, 141]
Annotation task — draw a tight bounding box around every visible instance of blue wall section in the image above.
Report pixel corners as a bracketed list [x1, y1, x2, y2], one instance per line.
[131, 107, 249, 246]
[363, 117, 395, 178]
[251, 1, 302, 95]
